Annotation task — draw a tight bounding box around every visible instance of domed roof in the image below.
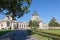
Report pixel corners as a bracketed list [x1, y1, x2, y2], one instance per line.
[32, 11, 38, 16]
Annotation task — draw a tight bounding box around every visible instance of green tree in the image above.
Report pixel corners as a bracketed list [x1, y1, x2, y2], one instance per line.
[28, 20, 33, 28]
[0, 0, 32, 19]
[48, 17, 60, 27]
[32, 20, 39, 28]
[28, 20, 39, 29]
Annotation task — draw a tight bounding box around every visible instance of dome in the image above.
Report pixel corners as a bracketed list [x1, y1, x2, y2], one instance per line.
[32, 11, 38, 16]
[31, 11, 42, 23]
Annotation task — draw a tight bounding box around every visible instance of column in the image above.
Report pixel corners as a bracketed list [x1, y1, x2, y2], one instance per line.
[39, 23, 43, 29]
[24, 24, 26, 29]
[11, 22, 13, 30]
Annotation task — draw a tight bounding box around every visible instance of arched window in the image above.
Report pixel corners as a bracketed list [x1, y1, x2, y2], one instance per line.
[1, 24, 3, 27]
[7, 22, 10, 27]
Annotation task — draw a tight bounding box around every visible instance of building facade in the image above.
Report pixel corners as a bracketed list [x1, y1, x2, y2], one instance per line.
[0, 15, 17, 30]
[0, 11, 48, 30]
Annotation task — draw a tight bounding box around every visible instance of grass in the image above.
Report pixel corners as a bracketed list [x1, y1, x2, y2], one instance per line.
[31, 29, 60, 40]
[0, 30, 13, 36]
[28, 29, 50, 40]
[31, 34, 49, 40]
[41, 29, 60, 35]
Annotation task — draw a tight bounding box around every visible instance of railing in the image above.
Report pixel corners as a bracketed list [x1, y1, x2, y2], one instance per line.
[48, 27, 60, 29]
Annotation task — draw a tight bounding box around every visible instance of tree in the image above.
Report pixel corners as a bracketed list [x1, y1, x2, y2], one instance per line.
[28, 20, 33, 28]
[32, 20, 39, 28]
[28, 20, 39, 29]
[0, 0, 32, 20]
[48, 17, 60, 27]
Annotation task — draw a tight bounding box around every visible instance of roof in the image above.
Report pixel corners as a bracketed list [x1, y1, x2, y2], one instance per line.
[32, 11, 38, 16]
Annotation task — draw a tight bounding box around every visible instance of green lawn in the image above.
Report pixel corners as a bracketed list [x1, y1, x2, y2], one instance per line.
[28, 29, 60, 40]
[41, 29, 60, 35]
[32, 34, 49, 40]
[29, 29, 60, 40]
[0, 30, 13, 36]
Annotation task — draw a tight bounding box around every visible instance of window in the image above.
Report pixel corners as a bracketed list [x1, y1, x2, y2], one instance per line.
[24, 25, 26, 28]
[22, 24, 23, 27]
[20, 24, 21, 27]
[1, 28, 4, 30]
[7, 22, 10, 27]
[24, 25, 25, 27]
[1, 24, 3, 27]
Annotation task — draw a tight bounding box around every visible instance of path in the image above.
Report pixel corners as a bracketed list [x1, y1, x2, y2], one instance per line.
[0, 30, 40, 40]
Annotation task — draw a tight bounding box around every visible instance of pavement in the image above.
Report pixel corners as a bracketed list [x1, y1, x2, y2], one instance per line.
[0, 30, 40, 40]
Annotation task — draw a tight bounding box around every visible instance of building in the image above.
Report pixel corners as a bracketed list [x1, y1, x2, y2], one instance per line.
[0, 15, 17, 30]
[0, 11, 48, 30]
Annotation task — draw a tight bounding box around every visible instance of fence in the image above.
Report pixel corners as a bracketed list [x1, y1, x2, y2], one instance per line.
[48, 27, 60, 29]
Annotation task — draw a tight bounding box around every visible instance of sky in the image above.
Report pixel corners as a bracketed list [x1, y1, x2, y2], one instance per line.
[0, 0, 60, 23]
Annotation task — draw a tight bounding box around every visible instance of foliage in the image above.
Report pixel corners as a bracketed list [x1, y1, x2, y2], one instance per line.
[0, 0, 32, 20]
[26, 29, 33, 35]
[0, 30, 12, 36]
[28, 20, 39, 29]
[28, 20, 33, 28]
[48, 17, 60, 27]
[32, 20, 39, 28]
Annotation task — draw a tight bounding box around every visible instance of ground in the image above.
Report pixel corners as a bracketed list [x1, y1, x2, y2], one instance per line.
[0, 30, 29, 40]
[0, 30, 43, 40]
[0, 29, 60, 40]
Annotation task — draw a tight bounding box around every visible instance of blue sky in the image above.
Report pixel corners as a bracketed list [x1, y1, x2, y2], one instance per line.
[0, 0, 60, 23]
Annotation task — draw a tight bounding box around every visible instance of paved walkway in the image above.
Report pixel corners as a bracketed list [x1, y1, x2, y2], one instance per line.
[0, 30, 40, 40]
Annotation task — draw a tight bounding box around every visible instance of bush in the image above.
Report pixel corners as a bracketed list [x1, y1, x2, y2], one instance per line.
[0, 30, 12, 36]
[26, 29, 34, 35]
